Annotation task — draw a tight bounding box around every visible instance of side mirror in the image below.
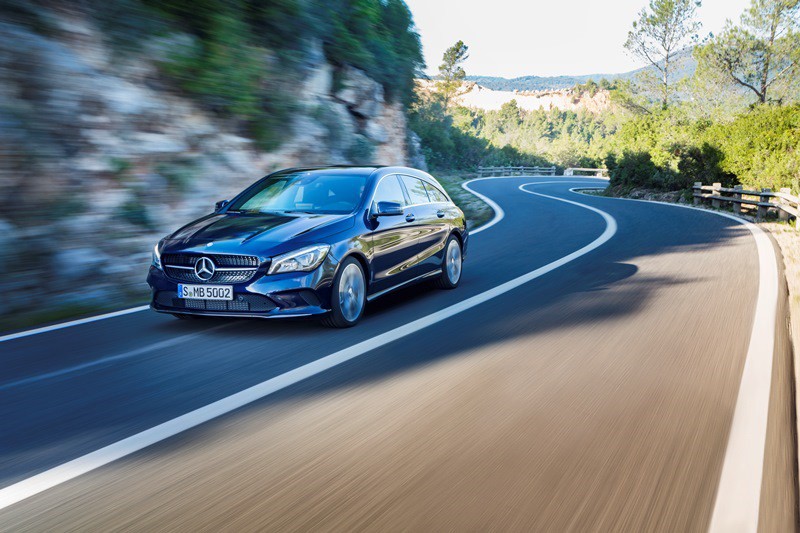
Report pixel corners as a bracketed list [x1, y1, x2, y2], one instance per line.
[215, 199, 229, 211]
[372, 201, 404, 218]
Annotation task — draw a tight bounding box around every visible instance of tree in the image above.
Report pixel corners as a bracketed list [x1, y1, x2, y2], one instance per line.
[437, 40, 469, 109]
[695, 0, 800, 104]
[624, 0, 701, 109]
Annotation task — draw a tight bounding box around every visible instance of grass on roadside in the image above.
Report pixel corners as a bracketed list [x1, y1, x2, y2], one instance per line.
[433, 171, 494, 230]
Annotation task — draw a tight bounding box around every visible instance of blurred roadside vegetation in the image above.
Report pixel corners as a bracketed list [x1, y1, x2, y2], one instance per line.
[413, 0, 800, 196]
[145, 0, 422, 149]
[3, 0, 424, 150]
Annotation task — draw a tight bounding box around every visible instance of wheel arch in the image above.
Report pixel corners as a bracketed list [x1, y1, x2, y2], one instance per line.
[337, 250, 372, 289]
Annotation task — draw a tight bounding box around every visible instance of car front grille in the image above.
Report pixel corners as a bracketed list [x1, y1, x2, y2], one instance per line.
[154, 291, 278, 313]
[164, 268, 256, 284]
[162, 253, 263, 284]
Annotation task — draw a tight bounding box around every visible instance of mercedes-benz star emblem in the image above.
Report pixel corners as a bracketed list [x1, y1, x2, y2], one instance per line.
[194, 256, 215, 281]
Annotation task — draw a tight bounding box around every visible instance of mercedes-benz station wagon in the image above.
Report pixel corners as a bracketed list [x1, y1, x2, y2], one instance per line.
[147, 166, 468, 327]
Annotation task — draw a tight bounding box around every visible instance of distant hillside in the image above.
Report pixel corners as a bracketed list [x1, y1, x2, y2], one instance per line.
[416, 80, 613, 114]
[467, 49, 696, 92]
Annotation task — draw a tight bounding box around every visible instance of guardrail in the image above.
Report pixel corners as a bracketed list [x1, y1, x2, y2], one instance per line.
[564, 167, 609, 177]
[476, 166, 556, 177]
[693, 182, 799, 229]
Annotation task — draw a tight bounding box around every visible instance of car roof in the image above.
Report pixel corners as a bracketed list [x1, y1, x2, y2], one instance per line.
[266, 166, 441, 190]
[271, 165, 383, 177]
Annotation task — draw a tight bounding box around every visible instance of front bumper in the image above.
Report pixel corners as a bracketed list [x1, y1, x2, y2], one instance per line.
[147, 259, 338, 319]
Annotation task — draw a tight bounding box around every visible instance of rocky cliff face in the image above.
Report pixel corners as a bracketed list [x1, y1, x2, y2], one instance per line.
[0, 13, 422, 323]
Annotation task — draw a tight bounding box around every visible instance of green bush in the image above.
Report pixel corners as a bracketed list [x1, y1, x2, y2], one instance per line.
[707, 104, 800, 191]
[605, 151, 661, 190]
[675, 142, 736, 189]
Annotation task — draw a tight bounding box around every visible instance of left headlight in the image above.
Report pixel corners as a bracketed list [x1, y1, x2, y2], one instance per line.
[268, 244, 330, 275]
[151, 240, 165, 270]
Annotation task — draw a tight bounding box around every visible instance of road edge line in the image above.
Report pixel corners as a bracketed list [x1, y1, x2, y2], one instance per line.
[462, 175, 607, 235]
[570, 189, 779, 533]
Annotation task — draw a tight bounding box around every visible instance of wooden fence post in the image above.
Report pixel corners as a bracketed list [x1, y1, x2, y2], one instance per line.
[779, 188, 791, 222]
[733, 185, 743, 215]
[757, 188, 771, 220]
[711, 183, 722, 209]
[693, 182, 702, 205]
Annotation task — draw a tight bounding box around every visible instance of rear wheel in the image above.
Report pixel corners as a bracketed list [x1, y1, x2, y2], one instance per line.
[434, 236, 462, 290]
[322, 258, 367, 328]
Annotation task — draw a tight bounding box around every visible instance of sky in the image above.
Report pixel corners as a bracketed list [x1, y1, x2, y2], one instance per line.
[404, 0, 752, 78]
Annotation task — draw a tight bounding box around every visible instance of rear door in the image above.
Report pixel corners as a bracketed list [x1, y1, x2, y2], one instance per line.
[400, 175, 450, 273]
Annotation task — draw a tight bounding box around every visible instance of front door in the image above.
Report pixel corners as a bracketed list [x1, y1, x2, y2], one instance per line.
[368, 175, 425, 293]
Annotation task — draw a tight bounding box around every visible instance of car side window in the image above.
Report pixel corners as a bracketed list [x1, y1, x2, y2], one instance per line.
[423, 182, 448, 203]
[400, 176, 431, 205]
[373, 175, 407, 206]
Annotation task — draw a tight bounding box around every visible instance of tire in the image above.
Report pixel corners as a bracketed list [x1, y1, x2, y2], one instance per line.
[434, 235, 462, 290]
[322, 257, 367, 328]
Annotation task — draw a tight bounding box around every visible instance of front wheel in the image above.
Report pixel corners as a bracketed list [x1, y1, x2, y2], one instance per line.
[434, 236, 462, 290]
[322, 258, 367, 328]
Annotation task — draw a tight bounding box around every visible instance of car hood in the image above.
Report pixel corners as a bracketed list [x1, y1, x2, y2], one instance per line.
[165, 212, 355, 256]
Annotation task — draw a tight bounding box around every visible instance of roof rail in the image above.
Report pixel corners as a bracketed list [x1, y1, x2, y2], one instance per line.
[270, 164, 387, 174]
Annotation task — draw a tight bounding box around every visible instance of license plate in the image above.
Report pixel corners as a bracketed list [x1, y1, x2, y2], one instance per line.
[177, 284, 233, 300]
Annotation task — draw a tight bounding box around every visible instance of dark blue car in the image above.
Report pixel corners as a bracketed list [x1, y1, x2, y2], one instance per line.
[147, 166, 468, 327]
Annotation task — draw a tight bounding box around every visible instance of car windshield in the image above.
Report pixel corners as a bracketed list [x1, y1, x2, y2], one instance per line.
[227, 173, 367, 215]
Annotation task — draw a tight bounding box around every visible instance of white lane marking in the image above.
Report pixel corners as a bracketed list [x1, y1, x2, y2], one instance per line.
[463, 176, 607, 235]
[0, 324, 230, 391]
[0, 184, 617, 510]
[570, 189, 779, 533]
[462, 177, 505, 235]
[0, 306, 149, 344]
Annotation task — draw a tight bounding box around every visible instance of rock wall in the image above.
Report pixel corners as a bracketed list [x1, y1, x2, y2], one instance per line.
[0, 13, 422, 322]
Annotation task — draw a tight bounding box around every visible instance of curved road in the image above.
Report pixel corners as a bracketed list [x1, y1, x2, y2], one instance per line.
[0, 177, 794, 531]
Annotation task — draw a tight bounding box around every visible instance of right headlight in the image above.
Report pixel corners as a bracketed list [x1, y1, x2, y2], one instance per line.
[268, 244, 330, 275]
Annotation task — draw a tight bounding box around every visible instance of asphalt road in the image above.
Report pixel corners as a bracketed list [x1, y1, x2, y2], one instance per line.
[0, 177, 795, 531]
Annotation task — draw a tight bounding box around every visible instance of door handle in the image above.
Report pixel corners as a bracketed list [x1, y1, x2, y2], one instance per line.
[436, 210, 445, 218]
[405, 213, 415, 222]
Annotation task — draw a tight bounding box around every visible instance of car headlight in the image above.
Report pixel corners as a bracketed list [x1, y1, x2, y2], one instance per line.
[268, 244, 330, 275]
[151, 240, 165, 270]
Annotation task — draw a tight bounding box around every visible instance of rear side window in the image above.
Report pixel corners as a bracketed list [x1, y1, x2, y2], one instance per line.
[400, 176, 431, 204]
[373, 175, 407, 206]
[424, 182, 449, 203]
